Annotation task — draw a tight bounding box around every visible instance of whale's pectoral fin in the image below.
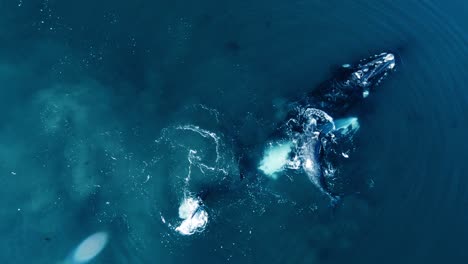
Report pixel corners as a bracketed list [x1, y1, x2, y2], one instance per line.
[334, 117, 360, 134]
[318, 117, 361, 196]
[321, 117, 359, 162]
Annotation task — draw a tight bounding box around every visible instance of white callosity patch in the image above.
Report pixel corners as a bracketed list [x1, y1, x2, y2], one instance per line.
[71, 231, 109, 263]
[352, 52, 396, 89]
[258, 141, 293, 179]
[175, 196, 208, 236]
[384, 53, 396, 69]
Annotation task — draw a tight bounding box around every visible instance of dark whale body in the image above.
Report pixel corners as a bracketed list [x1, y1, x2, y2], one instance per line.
[257, 52, 397, 203]
[298, 52, 396, 117]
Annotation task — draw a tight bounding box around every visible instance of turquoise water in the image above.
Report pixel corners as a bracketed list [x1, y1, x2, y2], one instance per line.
[1, 0, 467, 263]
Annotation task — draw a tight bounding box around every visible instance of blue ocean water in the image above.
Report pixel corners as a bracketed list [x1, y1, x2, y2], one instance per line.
[1, 0, 467, 263]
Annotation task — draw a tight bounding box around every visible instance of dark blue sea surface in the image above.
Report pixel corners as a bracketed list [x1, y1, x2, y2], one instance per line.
[1, 0, 467, 263]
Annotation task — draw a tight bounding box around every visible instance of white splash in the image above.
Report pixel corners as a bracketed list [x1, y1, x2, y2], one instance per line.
[71, 231, 108, 263]
[175, 196, 208, 235]
[258, 141, 293, 179]
[155, 122, 229, 236]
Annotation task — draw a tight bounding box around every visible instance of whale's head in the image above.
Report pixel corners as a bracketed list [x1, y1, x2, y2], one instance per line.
[343, 52, 396, 97]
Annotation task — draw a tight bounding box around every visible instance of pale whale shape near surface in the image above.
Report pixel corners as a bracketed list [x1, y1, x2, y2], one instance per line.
[62, 231, 109, 264]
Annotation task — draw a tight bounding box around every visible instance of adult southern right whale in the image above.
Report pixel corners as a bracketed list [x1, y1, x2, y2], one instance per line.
[259, 52, 396, 202]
